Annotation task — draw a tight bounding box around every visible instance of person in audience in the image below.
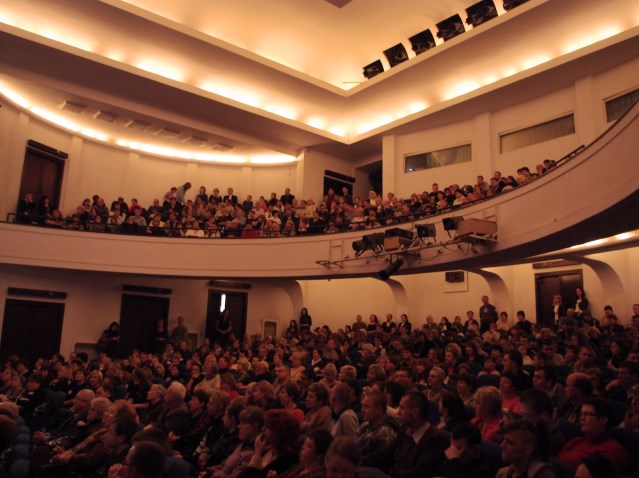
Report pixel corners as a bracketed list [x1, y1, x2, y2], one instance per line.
[556, 397, 629, 473]
[329, 382, 359, 440]
[519, 388, 565, 454]
[556, 372, 593, 423]
[287, 428, 331, 478]
[356, 390, 398, 470]
[496, 419, 555, 478]
[239, 409, 299, 478]
[439, 422, 492, 478]
[437, 390, 468, 432]
[325, 436, 360, 478]
[471, 386, 503, 443]
[390, 390, 448, 478]
[301, 382, 332, 435]
[204, 405, 264, 478]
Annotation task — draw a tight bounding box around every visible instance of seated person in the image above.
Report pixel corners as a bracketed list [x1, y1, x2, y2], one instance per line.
[556, 397, 629, 473]
[496, 419, 555, 478]
[439, 422, 492, 478]
[356, 390, 398, 471]
[390, 391, 448, 478]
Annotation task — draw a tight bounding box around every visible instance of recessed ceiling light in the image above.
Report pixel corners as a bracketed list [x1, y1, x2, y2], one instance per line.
[125, 119, 151, 131]
[60, 100, 87, 114]
[155, 128, 180, 138]
[93, 110, 119, 122]
[211, 143, 234, 151]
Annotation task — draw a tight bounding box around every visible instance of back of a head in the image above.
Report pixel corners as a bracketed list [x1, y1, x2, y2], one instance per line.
[129, 441, 166, 478]
[325, 436, 360, 470]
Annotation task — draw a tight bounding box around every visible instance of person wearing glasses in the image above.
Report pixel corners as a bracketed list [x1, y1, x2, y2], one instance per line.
[556, 397, 629, 473]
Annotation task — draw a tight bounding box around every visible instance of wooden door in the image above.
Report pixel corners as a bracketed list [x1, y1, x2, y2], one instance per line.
[119, 294, 170, 356]
[1, 299, 64, 361]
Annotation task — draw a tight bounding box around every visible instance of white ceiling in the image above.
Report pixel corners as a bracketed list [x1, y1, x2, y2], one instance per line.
[105, 0, 496, 90]
[0, 0, 638, 163]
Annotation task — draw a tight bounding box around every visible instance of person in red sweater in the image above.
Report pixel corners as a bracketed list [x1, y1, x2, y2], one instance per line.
[556, 397, 629, 473]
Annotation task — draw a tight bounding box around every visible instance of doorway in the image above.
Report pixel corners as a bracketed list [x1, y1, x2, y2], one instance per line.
[18, 143, 65, 211]
[206, 290, 247, 344]
[119, 294, 170, 356]
[1, 299, 64, 361]
[535, 270, 583, 327]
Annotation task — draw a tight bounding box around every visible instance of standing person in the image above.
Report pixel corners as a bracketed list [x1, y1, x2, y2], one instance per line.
[175, 182, 192, 206]
[574, 288, 590, 318]
[170, 316, 188, 346]
[299, 308, 312, 333]
[151, 319, 169, 356]
[550, 295, 566, 328]
[215, 310, 232, 347]
[97, 322, 121, 359]
[479, 296, 498, 333]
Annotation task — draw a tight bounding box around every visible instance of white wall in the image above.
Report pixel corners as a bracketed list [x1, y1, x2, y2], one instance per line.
[0, 243, 636, 357]
[0, 264, 296, 356]
[386, 56, 639, 200]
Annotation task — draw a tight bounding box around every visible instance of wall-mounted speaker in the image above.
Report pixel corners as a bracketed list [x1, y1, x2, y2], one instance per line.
[445, 271, 465, 283]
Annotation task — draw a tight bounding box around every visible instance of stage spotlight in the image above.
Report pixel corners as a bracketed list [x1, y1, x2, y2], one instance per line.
[385, 228, 414, 240]
[364, 233, 385, 251]
[363, 60, 384, 80]
[353, 233, 385, 256]
[379, 258, 404, 281]
[465, 0, 497, 27]
[352, 239, 367, 256]
[416, 224, 436, 238]
[384, 43, 409, 68]
[443, 216, 463, 231]
[409, 29, 436, 56]
[436, 14, 465, 42]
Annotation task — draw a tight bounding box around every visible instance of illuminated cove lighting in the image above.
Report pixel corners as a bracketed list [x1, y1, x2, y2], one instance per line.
[0, 88, 296, 165]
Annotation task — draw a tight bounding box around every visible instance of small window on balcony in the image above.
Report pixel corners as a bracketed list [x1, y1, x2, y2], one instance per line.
[500, 114, 575, 153]
[405, 144, 471, 173]
[605, 88, 639, 123]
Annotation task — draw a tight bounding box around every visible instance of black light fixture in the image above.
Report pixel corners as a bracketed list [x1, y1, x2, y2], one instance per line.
[443, 216, 464, 231]
[416, 223, 436, 238]
[409, 29, 436, 56]
[436, 14, 465, 42]
[465, 0, 498, 27]
[353, 232, 385, 256]
[384, 43, 409, 68]
[379, 258, 404, 281]
[503, 0, 529, 11]
[363, 60, 384, 80]
[385, 228, 414, 241]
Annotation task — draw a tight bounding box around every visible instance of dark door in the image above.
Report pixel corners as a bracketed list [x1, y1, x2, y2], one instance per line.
[119, 294, 170, 356]
[535, 271, 582, 326]
[206, 291, 247, 345]
[1, 299, 64, 361]
[18, 149, 65, 210]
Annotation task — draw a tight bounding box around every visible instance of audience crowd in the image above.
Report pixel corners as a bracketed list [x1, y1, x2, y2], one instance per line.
[1, 293, 638, 478]
[15, 161, 559, 238]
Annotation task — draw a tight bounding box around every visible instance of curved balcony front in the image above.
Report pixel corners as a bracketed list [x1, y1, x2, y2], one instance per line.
[0, 101, 638, 279]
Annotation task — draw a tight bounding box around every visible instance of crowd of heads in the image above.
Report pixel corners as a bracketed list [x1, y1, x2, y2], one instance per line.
[0, 297, 638, 477]
[16, 161, 559, 238]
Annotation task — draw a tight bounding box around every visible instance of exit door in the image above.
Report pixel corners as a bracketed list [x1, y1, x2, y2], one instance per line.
[535, 271, 582, 327]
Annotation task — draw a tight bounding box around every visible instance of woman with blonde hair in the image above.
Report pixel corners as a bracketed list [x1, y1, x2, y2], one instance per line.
[320, 364, 338, 392]
[471, 386, 503, 443]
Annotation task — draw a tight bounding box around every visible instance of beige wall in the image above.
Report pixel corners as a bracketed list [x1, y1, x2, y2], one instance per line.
[1, 245, 636, 357]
